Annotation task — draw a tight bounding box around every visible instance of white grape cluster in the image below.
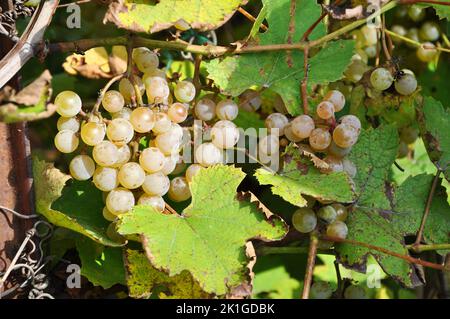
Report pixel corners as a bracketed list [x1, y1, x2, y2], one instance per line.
[54, 47, 242, 229]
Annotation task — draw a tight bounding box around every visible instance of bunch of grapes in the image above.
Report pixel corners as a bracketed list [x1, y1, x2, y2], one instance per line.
[53, 47, 243, 236]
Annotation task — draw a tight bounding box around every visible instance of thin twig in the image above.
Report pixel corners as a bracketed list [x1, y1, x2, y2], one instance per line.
[386, 29, 450, 54]
[302, 232, 319, 299]
[237, 7, 268, 31]
[381, 14, 392, 61]
[301, 46, 309, 115]
[407, 243, 450, 253]
[193, 54, 202, 97]
[414, 171, 441, 246]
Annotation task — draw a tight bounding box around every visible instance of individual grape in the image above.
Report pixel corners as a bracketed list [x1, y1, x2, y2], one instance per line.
[155, 130, 182, 155]
[55, 91, 82, 117]
[316, 101, 335, 120]
[309, 128, 332, 151]
[137, 194, 165, 213]
[111, 107, 132, 120]
[344, 285, 367, 299]
[326, 220, 348, 239]
[69, 155, 95, 180]
[408, 5, 425, 22]
[284, 123, 303, 142]
[102, 90, 124, 113]
[194, 98, 216, 121]
[54, 130, 79, 153]
[317, 205, 337, 224]
[174, 81, 196, 103]
[292, 208, 317, 233]
[130, 107, 155, 133]
[328, 141, 352, 158]
[344, 60, 370, 83]
[93, 167, 119, 192]
[291, 115, 315, 139]
[185, 164, 204, 183]
[322, 155, 344, 173]
[258, 134, 279, 156]
[273, 94, 288, 114]
[174, 18, 190, 31]
[119, 76, 145, 103]
[333, 124, 358, 148]
[161, 155, 179, 175]
[324, 90, 346, 112]
[391, 25, 407, 43]
[406, 28, 420, 48]
[364, 45, 377, 59]
[168, 102, 189, 123]
[144, 76, 170, 104]
[419, 21, 440, 42]
[265, 113, 289, 136]
[342, 158, 357, 178]
[102, 206, 116, 222]
[339, 115, 361, 135]
[143, 68, 167, 80]
[142, 172, 170, 196]
[417, 42, 438, 62]
[80, 121, 106, 146]
[139, 147, 166, 173]
[112, 145, 131, 168]
[211, 120, 240, 149]
[216, 99, 239, 121]
[238, 89, 262, 112]
[360, 25, 377, 46]
[106, 118, 134, 146]
[195, 142, 223, 167]
[118, 162, 145, 189]
[152, 112, 172, 134]
[370, 68, 394, 91]
[310, 282, 333, 299]
[106, 187, 135, 216]
[93, 140, 119, 167]
[331, 203, 348, 222]
[133, 48, 159, 73]
[168, 176, 191, 202]
[57, 116, 80, 132]
[395, 73, 418, 96]
[400, 127, 419, 144]
[398, 141, 409, 158]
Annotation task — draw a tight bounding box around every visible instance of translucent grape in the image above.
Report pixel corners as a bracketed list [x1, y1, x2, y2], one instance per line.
[155, 130, 182, 155]
[144, 76, 170, 104]
[106, 187, 135, 216]
[309, 128, 332, 151]
[139, 147, 166, 173]
[111, 145, 132, 168]
[54, 129, 79, 153]
[408, 5, 425, 22]
[391, 25, 407, 43]
[316, 101, 335, 120]
[344, 60, 370, 83]
[93, 167, 119, 192]
[152, 112, 172, 134]
[238, 89, 262, 112]
[406, 28, 420, 48]
[211, 120, 240, 149]
[161, 155, 179, 175]
[216, 99, 238, 121]
[168, 177, 191, 202]
[333, 124, 358, 148]
[118, 162, 145, 189]
[324, 90, 346, 112]
[417, 42, 438, 62]
[69, 155, 95, 180]
[395, 73, 417, 96]
[130, 107, 155, 133]
[258, 134, 279, 156]
[119, 76, 145, 103]
[137, 194, 165, 213]
[142, 172, 170, 196]
[310, 282, 333, 299]
[168, 102, 189, 123]
[339, 115, 361, 135]
[102, 90, 124, 113]
[111, 107, 132, 120]
[185, 164, 204, 183]
[80, 121, 105, 146]
[317, 205, 337, 224]
[194, 98, 216, 121]
[292, 208, 317, 233]
[106, 118, 134, 146]
[370, 68, 393, 91]
[291, 115, 315, 139]
[265, 113, 289, 136]
[331, 203, 348, 222]
[326, 220, 348, 239]
[195, 142, 223, 167]
[284, 123, 303, 142]
[360, 25, 377, 46]
[133, 48, 159, 73]
[419, 22, 440, 42]
[102, 206, 116, 222]
[143, 68, 167, 80]
[93, 140, 119, 167]
[57, 117, 80, 132]
[328, 141, 351, 158]
[55, 91, 82, 117]
[344, 285, 367, 299]
[174, 81, 196, 103]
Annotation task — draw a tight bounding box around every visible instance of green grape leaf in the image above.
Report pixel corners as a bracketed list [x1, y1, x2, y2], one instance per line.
[75, 236, 126, 289]
[335, 126, 450, 287]
[0, 70, 54, 123]
[105, 0, 246, 34]
[118, 165, 287, 295]
[417, 96, 450, 182]
[205, 0, 355, 115]
[255, 145, 356, 207]
[125, 250, 211, 298]
[33, 158, 123, 247]
[418, 60, 450, 103]
[233, 109, 265, 131]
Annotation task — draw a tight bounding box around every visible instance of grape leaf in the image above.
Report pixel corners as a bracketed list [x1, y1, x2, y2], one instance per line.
[125, 249, 211, 298]
[75, 236, 126, 289]
[335, 126, 450, 287]
[233, 109, 265, 131]
[205, 0, 355, 115]
[417, 96, 450, 182]
[117, 165, 287, 295]
[105, 0, 246, 34]
[255, 145, 356, 207]
[33, 158, 123, 247]
[420, 1, 450, 20]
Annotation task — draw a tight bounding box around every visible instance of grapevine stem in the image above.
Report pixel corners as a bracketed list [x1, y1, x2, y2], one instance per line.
[413, 170, 441, 247]
[407, 243, 450, 253]
[386, 29, 450, 53]
[300, 46, 309, 114]
[302, 232, 319, 299]
[237, 7, 268, 31]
